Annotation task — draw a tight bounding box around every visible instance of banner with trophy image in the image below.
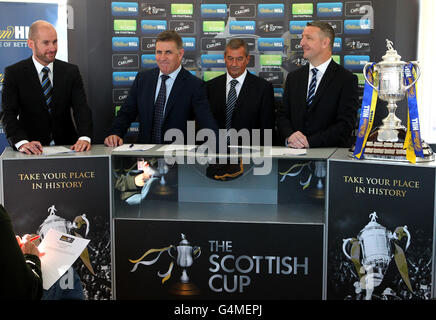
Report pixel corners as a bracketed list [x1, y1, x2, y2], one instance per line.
[114, 219, 324, 299]
[1, 156, 111, 300]
[327, 159, 435, 300]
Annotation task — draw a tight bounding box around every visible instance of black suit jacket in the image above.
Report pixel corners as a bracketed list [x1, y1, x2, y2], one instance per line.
[0, 57, 93, 147]
[205, 71, 275, 146]
[277, 60, 359, 148]
[109, 66, 218, 144]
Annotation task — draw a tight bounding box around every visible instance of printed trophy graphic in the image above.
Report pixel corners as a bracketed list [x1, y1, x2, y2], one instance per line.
[351, 39, 434, 162]
[168, 233, 201, 295]
[129, 233, 201, 295]
[37, 205, 95, 275]
[342, 212, 412, 300]
[279, 161, 326, 199]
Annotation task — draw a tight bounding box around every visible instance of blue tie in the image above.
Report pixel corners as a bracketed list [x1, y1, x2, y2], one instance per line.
[225, 79, 238, 130]
[41, 67, 53, 113]
[306, 68, 318, 107]
[151, 74, 170, 144]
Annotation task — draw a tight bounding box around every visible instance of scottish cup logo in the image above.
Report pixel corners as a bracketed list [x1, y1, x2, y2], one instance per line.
[129, 233, 201, 295]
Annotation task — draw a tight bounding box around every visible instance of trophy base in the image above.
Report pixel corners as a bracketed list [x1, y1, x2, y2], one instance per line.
[309, 187, 325, 200]
[169, 282, 201, 296]
[349, 127, 435, 162]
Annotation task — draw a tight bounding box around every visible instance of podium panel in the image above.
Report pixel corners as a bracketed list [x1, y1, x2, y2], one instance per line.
[0, 146, 112, 300]
[114, 219, 323, 299]
[327, 149, 436, 300]
[111, 147, 335, 299]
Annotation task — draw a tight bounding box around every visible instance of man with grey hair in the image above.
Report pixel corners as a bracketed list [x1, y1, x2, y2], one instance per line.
[205, 38, 275, 146]
[277, 21, 358, 148]
[1, 20, 93, 154]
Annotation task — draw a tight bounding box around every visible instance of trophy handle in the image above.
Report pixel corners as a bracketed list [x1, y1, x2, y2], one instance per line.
[342, 238, 353, 260]
[363, 62, 378, 91]
[403, 226, 411, 251]
[404, 61, 421, 90]
[168, 245, 176, 259]
[193, 246, 201, 259]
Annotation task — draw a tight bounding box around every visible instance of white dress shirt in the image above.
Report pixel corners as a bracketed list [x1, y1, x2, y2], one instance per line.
[15, 56, 91, 150]
[226, 69, 248, 100]
[306, 57, 332, 98]
[154, 64, 182, 115]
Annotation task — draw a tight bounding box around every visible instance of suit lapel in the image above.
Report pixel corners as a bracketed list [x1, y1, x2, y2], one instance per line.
[215, 74, 227, 126]
[163, 67, 185, 121]
[24, 57, 47, 108]
[311, 60, 337, 108]
[51, 59, 63, 110]
[298, 64, 309, 114]
[146, 68, 159, 131]
[234, 71, 253, 116]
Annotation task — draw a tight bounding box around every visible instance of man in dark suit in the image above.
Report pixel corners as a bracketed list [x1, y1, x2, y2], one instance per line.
[104, 30, 218, 147]
[205, 38, 275, 146]
[277, 21, 358, 148]
[0, 20, 93, 155]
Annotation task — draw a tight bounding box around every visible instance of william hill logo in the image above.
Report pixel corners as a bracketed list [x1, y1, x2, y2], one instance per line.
[0, 26, 29, 40]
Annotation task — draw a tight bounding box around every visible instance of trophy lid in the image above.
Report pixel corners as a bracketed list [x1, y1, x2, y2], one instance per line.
[360, 212, 386, 233]
[380, 39, 404, 64]
[179, 233, 190, 245]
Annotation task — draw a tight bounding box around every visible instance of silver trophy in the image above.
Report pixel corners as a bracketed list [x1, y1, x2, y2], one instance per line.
[168, 233, 201, 295]
[350, 39, 434, 162]
[342, 212, 411, 300]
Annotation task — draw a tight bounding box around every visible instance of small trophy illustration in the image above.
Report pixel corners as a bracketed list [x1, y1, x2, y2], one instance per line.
[129, 233, 201, 295]
[342, 212, 412, 300]
[168, 233, 201, 295]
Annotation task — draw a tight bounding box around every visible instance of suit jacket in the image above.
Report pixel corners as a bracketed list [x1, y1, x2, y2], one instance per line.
[205, 71, 275, 146]
[0, 57, 93, 147]
[109, 66, 218, 144]
[277, 60, 359, 148]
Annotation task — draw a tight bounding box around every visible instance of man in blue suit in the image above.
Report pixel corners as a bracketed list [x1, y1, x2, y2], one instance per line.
[104, 30, 218, 146]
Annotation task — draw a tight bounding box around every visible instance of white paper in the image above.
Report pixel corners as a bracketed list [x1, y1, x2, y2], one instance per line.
[42, 146, 75, 155]
[112, 144, 155, 152]
[38, 229, 90, 290]
[156, 144, 197, 152]
[268, 147, 307, 156]
[228, 145, 261, 151]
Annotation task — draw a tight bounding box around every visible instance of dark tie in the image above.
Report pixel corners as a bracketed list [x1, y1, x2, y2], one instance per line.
[41, 67, 53, 113]
[151, 74, 170, 144]
[306, 68, 318, 107]
[225, 79, 238, 130]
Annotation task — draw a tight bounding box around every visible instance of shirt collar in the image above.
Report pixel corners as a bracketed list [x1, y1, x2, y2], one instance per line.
[226, 69, 247, 86]
[32, 55, 53, 75]
[159, 64, 182, 81]
[309, 57, 332, 76]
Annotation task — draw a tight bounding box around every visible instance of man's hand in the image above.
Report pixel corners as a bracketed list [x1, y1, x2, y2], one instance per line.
[104, 135, 123, 147]
[287, 131, 309, 149]
[134, 172, 152, 187]
[16, 234, 44, 257]
[19, 141, 43, 155]
[71, 139, 91, 152]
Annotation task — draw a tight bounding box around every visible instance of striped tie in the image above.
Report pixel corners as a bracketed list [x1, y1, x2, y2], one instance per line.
[306, 68, 318, 107]
[225, 79, 238, 130]
[41, 67, 53, 113]
[151, 74, 170, 144]
[225, 79, 238, 145]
